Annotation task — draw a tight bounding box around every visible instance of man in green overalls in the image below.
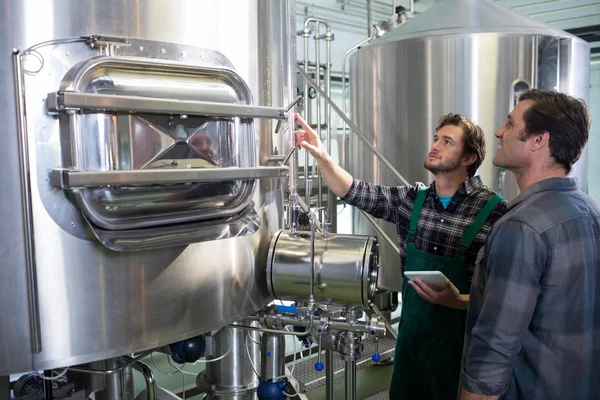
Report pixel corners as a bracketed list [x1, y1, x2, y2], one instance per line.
[294, 112, 507, 400]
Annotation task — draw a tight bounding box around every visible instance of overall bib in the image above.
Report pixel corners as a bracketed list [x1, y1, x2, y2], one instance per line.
[389, 188, 502, 400]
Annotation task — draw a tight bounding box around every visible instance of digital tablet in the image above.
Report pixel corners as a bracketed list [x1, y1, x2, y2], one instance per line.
[404, 271, 448, 291]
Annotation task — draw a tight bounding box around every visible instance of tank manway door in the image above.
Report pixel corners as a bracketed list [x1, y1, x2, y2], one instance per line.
[45, 56, 288, 251]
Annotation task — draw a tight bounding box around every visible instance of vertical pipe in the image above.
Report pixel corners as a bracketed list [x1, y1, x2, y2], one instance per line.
[285, 0, 299, 235]
[303, 30, 311, 207]
[344, 361, 356, 400]
[315, 22, 323, 208]
[260, 334, 285, 381]
[12, 50, 41, 353]
[125, 358, 157, 400]
[325, 30, 335, 230]
[95, 360, 124, 400]
[326, 350, 335, 400]
[367, 0, 372, 36]
[43, 371, 54, 400]
[410, 0, 414, 13]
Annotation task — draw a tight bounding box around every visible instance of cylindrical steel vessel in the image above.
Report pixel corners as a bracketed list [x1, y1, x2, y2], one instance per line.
[204, 323, 260, 400]
[0, 0, 294, 374]
[260, 334, 285, 382]
[267, 230, 379, 308]
[349, 0, 590, 291]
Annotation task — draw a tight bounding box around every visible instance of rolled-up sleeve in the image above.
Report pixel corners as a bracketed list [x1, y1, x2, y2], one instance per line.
[341, 179, 409, 224]
[462, 220, 546, 396]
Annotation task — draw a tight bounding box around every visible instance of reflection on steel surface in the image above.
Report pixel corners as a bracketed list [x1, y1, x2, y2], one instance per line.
[89, 206, 260, 251]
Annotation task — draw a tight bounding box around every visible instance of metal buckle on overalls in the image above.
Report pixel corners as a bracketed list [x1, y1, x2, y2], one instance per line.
[407, 234, 416, 242]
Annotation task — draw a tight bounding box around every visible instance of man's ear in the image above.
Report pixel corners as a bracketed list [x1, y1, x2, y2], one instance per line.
[462, 153, 477, 167]
[530, 131, 550, 152]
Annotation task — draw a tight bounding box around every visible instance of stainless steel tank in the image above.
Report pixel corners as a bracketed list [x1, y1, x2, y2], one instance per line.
[267, 230, 379, 309]
[0, 0, 295, 374]
[349, 0, 590, 291]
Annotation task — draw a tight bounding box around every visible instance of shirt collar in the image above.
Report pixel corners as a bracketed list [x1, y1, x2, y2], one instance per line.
[508, 177, 578, 210]
[431, 175, 483, 196]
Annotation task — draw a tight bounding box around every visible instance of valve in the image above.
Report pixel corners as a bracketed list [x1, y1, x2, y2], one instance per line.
[371, 337, 381, 363]
[314, 330, 324, 372]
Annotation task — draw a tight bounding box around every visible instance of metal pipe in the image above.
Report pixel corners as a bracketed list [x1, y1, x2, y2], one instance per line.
[410, 0, 414, 13]
[309, 206, 326, 308]
[253, 314, 382, 335]
[123, 358, 157, 400]
[361, 211, 400, 256]
[303, 27, 311, 207]
[95, 360, 127, 400]
[68, 350, 154, 375]
[44, 371, 53, 400]
[310, 214, 317, 308]
[297, 66, 410, 187]
[367, 0, 372, 36]
[341, 37, 372, 170]
[326, 350, 334, 400]
[392, 0, 396, 13]
[287, 11, 300, 235]
[304, 17, 329, 30]
[232, 317, 315, 337]
[325, 29, 335, 230]
[315, 21, 323, 208]
[12, 50, 41, 353]
[345, 361, 356, 400]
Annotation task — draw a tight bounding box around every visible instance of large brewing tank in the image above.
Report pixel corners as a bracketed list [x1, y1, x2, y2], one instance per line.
[0, 1, 295, 374]
[349, 0, 590, 291]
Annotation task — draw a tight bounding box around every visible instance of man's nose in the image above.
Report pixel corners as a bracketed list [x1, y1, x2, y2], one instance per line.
[495, 127, 503, 138]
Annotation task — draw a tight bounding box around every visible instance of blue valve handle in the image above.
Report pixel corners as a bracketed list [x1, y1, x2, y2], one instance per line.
[315, 332, 323, 372]
[372, 337, 381, 363]
[275, 305, 297, 314]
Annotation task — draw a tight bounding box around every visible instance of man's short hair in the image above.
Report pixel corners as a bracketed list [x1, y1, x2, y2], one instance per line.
[436, 113, 486, 178]
[518, 89, 590, 174]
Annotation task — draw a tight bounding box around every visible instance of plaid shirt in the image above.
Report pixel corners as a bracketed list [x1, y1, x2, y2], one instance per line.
[461, 178, 600, 399]
[342, 175, 507, 282]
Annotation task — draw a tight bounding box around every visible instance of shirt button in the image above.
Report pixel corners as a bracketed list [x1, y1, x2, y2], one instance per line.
[440, 219, 444, 222]
[434, 246, 438, 250]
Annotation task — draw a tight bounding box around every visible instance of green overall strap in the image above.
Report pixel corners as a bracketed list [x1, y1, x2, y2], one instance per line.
[459, 194, 503, 249]
[407, 187, 430, 242]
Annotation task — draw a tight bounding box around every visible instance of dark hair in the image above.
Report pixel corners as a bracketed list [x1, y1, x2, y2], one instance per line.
[436, 113, 486, 177]
[518, 89, 590, 174]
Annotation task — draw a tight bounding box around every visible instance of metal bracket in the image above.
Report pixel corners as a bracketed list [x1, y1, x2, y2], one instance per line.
[82, 35, 130, 50]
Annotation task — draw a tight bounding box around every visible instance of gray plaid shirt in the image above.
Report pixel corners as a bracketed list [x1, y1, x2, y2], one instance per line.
[461, 177, 600, 399]
[342, 175, 507, 282]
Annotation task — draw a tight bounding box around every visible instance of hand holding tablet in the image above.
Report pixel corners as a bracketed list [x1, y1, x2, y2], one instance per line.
[404, 271, 448, 291]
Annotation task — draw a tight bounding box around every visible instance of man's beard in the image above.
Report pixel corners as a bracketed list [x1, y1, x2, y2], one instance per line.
[424, 157, 461, 175]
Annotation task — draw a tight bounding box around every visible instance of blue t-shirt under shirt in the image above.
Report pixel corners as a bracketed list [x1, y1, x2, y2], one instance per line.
[439, 195, 452, 208]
